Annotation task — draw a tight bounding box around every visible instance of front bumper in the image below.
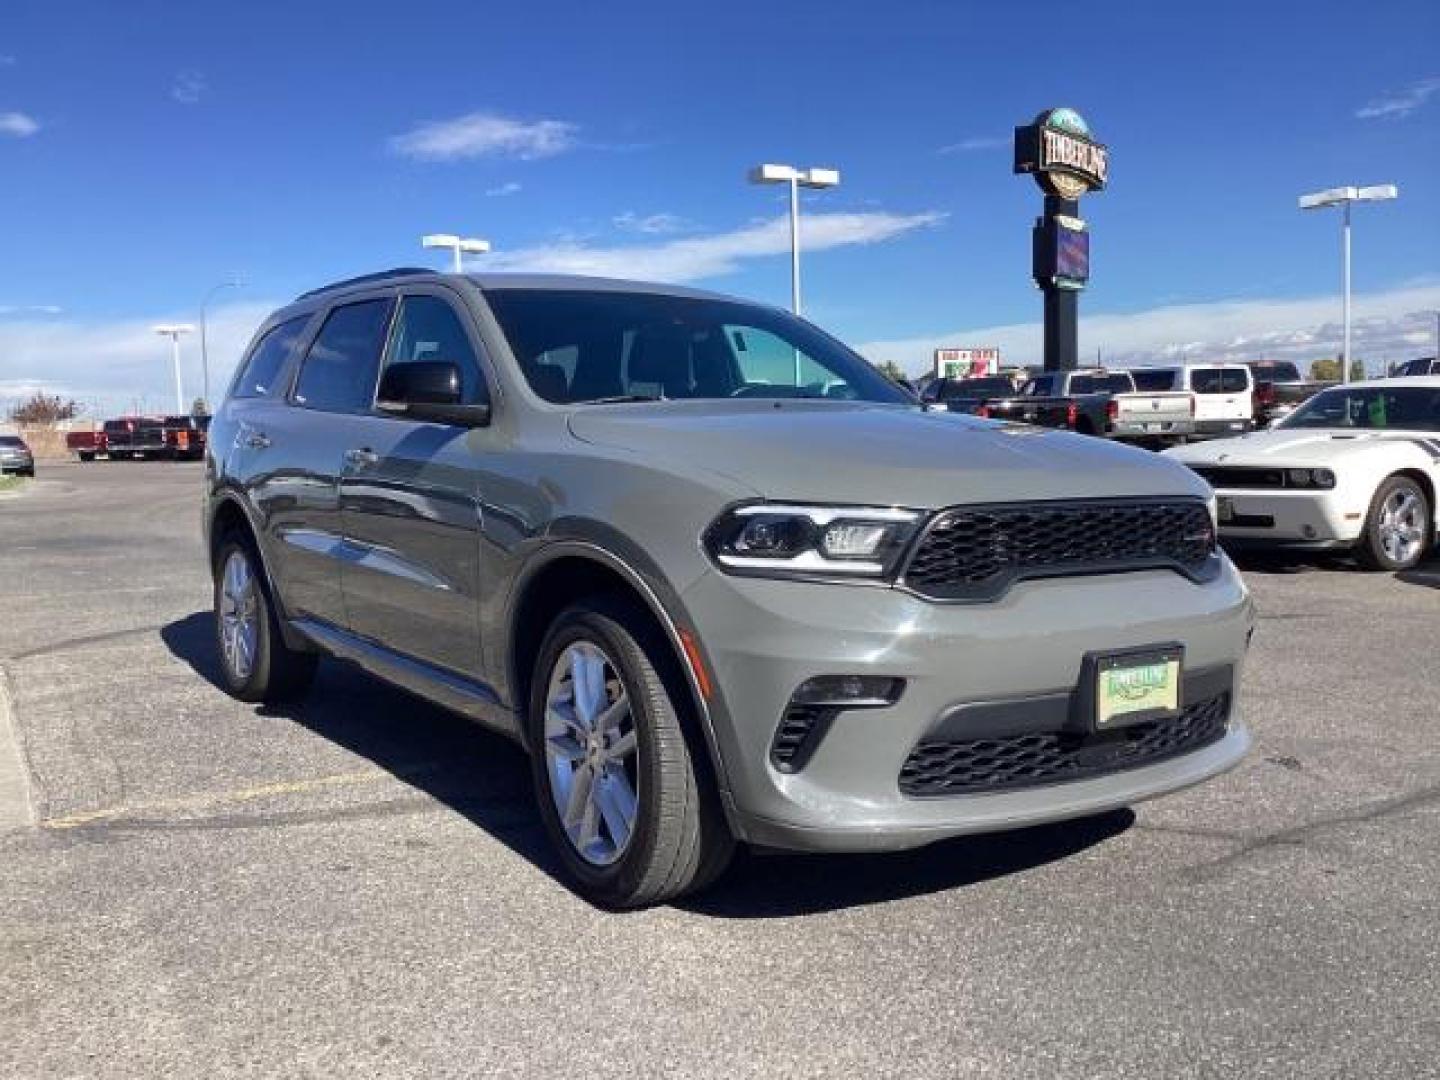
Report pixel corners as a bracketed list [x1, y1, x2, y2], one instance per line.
[1214, 487, 1364, 546]
[0, 457, 33, 473]
[682, 561, 1253, 852]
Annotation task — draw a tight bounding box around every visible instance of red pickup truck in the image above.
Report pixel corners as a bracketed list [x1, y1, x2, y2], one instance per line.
[65, 429, 107, 461]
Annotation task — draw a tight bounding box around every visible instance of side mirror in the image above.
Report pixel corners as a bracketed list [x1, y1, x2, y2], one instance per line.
[377, 361, 490, 427]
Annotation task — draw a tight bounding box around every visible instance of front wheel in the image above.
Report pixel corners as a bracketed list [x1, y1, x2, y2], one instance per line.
[527, 597, 733, 908]
[1358, 476, 1432, 571]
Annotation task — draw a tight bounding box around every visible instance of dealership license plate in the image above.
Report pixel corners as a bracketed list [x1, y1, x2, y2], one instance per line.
[1095, 653, 1181, 729]
[1217, 496, 1235, 523]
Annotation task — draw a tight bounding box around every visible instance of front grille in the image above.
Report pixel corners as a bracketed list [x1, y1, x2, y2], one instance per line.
[1188, 466, 1288, 489]
[901, 499, 1216, 601]
[899, 692, 1230, 797]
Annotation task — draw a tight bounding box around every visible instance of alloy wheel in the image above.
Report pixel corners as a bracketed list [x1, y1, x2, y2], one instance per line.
[219, 550, 260, 682]
[1377, 487, 1426, 566]
[543, 641, 640, 866]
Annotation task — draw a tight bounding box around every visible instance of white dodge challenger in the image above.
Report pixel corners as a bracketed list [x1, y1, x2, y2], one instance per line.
[1165, 377, 1440, 570]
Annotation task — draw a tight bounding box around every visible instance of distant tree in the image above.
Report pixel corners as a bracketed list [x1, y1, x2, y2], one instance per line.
[8, 392, 79, 425]
[1309, 357, 1365, 382]
[874, 359, 910, 386]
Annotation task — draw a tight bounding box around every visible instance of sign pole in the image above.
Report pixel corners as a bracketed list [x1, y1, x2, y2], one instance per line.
[1041, 195, 1080, 372]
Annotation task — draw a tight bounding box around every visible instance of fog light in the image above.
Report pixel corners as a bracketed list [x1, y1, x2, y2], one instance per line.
[791, 674, 904, 707]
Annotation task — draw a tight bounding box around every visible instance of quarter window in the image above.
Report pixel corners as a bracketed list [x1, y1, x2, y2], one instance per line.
[293, 299, 394, 414]
[382, 295, 488, 404]
[231, 316, 310, 400]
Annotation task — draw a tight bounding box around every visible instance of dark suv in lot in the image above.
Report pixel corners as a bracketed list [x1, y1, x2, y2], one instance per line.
[205, 269, 1252, 907]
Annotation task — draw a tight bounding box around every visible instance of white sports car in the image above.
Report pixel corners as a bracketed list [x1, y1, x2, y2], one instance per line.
[1165, 377, 1440, 570]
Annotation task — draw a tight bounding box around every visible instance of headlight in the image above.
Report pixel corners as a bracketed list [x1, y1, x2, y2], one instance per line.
[1285, 467, 1336, 489]
[705, 504, 922, 578]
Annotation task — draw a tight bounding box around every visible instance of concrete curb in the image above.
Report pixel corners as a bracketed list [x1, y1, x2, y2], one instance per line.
[0, 662, 36, 829]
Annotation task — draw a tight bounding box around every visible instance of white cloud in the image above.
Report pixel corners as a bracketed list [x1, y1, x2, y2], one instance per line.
[612, 211, 690, 235]
[0, 111, 39, 137]
[390, 111, 578, 162]
[1355, 76, 1440, 120]
[0, 301, 276, 417]
[172, 70, 207, 105]
[858, 282, 1440, 377]
[485, 210, 946, 282]
[0, 304, 62, 317]
[485, 181, 522, 197]
[938, 135, 1009, 154]
[0, 56, 15, 67]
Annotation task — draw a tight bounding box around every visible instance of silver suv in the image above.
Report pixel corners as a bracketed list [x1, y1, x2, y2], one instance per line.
[205, 269, 1252, 907]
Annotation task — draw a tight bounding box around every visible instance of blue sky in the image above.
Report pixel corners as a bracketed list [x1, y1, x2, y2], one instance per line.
[1, 0, 1437, 410]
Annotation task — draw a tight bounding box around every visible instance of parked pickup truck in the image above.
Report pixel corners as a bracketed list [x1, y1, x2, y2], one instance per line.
[102, 416, 169, 459]
[1242, 360, 1332, 427]
[65, 429, 107, 462]
[976, 369, 1195, 444]
[162, 414, 210, 461]
[921, 375, 1019, 414]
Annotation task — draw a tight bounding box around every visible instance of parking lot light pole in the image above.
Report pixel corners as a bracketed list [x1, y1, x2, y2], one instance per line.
[748, 163, 841, 316]
[421, 233, 491, 273]
[152, 324, 195, 414]
[1299, 184, 1398, 384]
[199, 278, 244, 413]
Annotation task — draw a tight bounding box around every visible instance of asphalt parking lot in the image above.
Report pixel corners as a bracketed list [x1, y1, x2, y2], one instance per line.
[2, 462, 1438, 1078]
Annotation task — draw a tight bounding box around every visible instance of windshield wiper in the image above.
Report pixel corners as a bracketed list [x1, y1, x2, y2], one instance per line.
[581, 394, 666, 404]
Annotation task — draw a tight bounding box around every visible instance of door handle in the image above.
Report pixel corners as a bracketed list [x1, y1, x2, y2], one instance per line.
[244, 430, 271, 449]
[345, 447, 379, 468]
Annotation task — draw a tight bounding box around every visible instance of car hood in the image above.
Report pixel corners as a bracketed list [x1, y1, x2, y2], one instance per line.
[1165, 427, 1437, 466]
[568, 400, 1208, 508]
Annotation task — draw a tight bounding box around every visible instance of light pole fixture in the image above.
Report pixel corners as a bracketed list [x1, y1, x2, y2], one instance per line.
[748, 163, 841, 316]
[1299, 184, 1398, 383]
[152, 324, 195, 414]
[199, 277, 244, 414]
[422, 233, 491, 273]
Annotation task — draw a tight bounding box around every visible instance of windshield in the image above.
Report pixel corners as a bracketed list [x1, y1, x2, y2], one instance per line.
[485, 289, 912, 405]
[1280, 386, 1440, 432]
[0, 436, 24, 447]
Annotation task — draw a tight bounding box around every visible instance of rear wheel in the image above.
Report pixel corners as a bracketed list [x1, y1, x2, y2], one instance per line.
[1358, 476, 1432, 571]
[78, 451, 94, 462]
[527, 596, 733, 908]
[213, 537, 316, 702]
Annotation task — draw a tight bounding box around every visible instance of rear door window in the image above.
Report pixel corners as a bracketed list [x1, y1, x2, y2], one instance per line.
[1130, 370, 1177, 392]
[231, 315, 311, 400]
[292, 299, 394, 414]
[1191, 368, 1250, 394]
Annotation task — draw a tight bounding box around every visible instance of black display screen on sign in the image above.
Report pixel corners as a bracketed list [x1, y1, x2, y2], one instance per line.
[1055, 222, 1089, 287]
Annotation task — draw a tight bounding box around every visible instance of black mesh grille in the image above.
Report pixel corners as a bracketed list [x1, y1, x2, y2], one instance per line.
[899, 692, 1229, 797]
[1188, 466, 1288, 489]
[901, 499, 1215, 600]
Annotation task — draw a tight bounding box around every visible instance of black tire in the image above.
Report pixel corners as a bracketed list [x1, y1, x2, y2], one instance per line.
[78, 451, 94, 463]
[1357, 475, 1432, 571]
[527, 595, 734, 909]
[212, 535, 317, 703]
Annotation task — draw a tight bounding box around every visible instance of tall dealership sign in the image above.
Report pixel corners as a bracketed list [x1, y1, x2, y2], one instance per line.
[933, 347, 1000, 378]
[1014, 108, 1108, 371]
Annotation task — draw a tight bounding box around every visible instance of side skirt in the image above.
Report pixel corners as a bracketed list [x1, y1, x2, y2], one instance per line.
[290, 617, 524, 743]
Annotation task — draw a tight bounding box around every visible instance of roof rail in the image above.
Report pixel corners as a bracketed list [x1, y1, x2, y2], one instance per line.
[293, 267, 435, 302]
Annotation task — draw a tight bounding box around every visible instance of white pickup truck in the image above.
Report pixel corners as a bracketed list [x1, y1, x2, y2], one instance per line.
[981, 369, 1195, 444]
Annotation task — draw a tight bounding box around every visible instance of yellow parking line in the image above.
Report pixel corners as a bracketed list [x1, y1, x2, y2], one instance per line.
[41, 767, 413, 830]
